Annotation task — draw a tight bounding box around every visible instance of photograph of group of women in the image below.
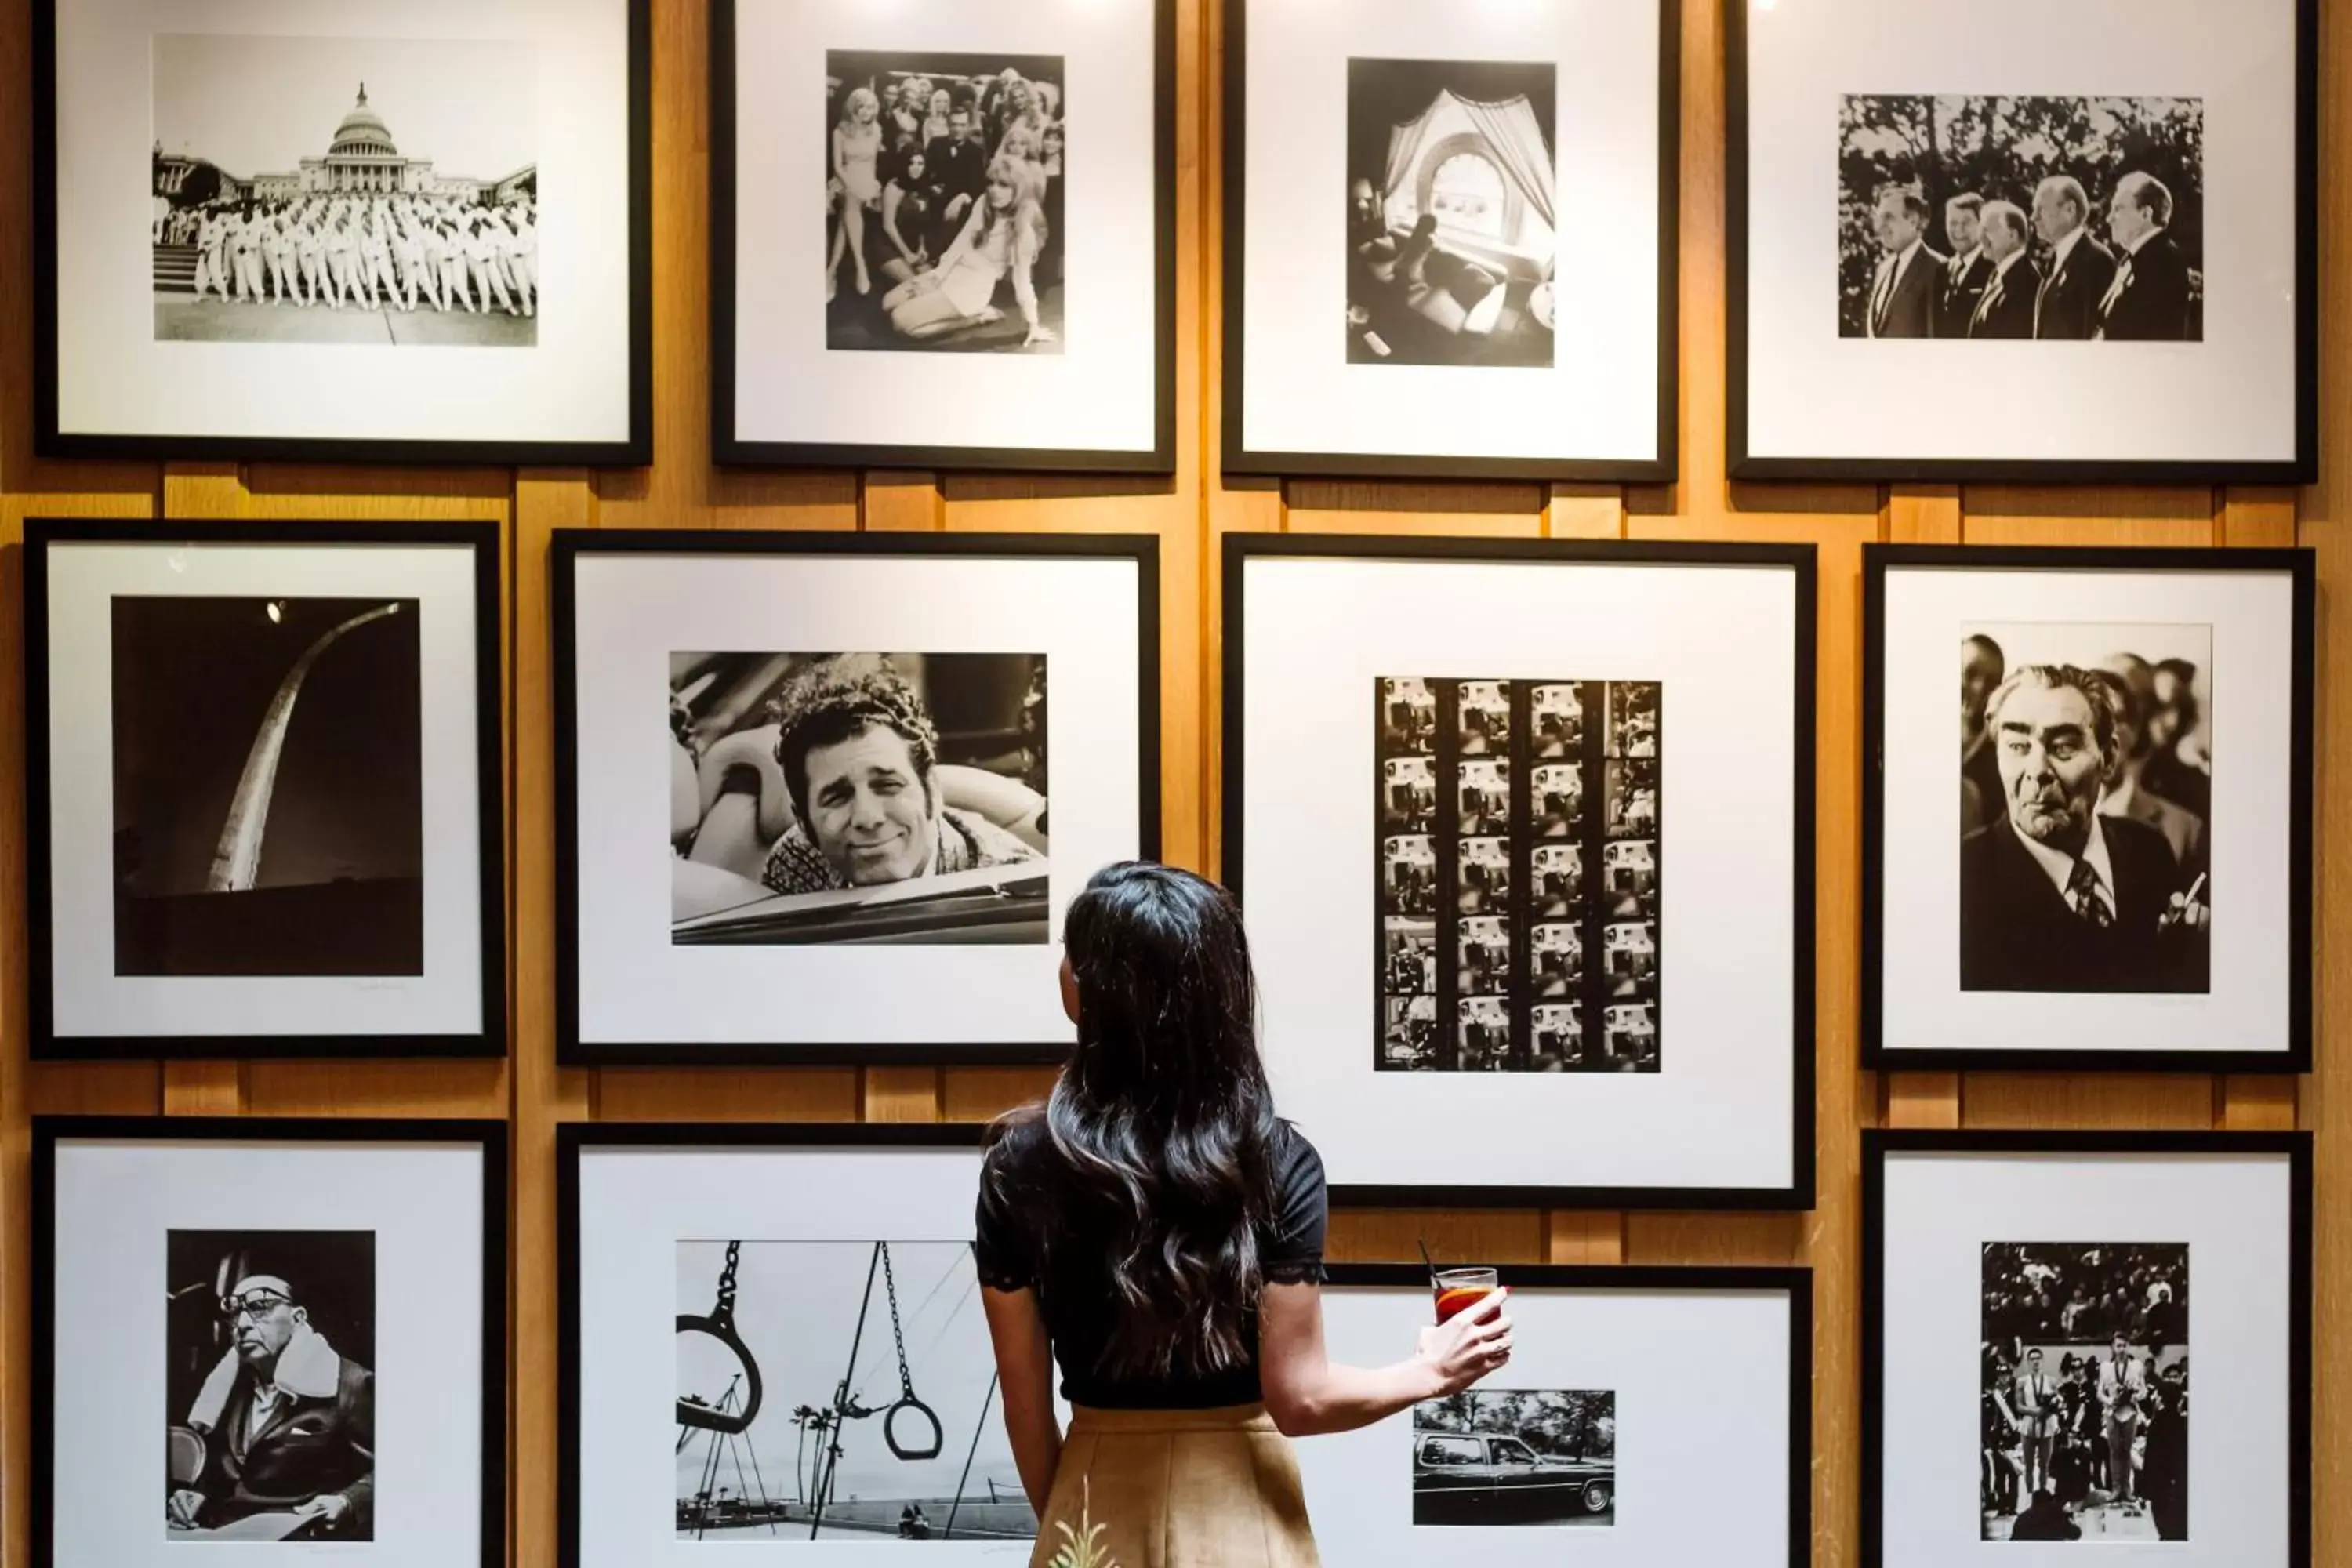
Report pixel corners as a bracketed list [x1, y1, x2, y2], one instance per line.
[823, 51, 1067, 354]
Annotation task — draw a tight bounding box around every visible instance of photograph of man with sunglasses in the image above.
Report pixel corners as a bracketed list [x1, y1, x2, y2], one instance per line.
[165, 1244, 375, 1542]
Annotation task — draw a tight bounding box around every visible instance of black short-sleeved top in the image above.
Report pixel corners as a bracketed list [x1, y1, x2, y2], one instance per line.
[974, 1116, 1327, 1410]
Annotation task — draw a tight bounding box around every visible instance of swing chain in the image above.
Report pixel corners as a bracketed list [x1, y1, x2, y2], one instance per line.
[713, 1240, 741, 1330]
[881, 1243, 916, 1401]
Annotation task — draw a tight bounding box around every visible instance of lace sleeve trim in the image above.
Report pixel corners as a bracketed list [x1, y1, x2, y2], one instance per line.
[1262, 1258, 1327, 1287]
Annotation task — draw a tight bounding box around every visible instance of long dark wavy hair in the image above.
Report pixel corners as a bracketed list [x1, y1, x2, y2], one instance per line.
[987, 861, 1281, 1382]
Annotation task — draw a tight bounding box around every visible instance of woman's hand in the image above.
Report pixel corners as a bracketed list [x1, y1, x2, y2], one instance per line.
[1413, 1287, 1512, 1397]
[1024, 323, 1058, 348]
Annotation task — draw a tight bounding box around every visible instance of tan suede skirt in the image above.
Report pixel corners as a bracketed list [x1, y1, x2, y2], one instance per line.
[1029, 1403, 1319, 1568]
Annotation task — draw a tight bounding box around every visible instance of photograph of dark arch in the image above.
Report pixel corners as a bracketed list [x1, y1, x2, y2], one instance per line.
[1345, 57, 1559, 368]
[673, 1239, 1034, 1544]
[110, 595, 423, 977]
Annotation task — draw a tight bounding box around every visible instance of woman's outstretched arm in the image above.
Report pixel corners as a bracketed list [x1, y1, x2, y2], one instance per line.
[981, 1285, 1062, 1513]
[1257, 1282, 1511, 1439]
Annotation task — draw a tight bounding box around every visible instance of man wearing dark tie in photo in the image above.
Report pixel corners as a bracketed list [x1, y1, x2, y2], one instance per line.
[1959, 665, 2209, 993]
[1967, 202, 2041, 339]
[927, 103, 989, 242]
[1936, 193, 1995, 339]
[2095, 172, 2194, 341]
[1866, 184, 1944, 339]
[2031, 176, 2118, 340]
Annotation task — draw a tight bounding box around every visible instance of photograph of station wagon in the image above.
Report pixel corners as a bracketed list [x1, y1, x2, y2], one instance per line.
[1410, 1388, 1617, 1526]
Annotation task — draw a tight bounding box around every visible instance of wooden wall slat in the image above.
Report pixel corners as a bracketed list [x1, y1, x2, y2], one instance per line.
[1962, 1073, 2219, 1131]
[1326, 1210, 1545, 1267]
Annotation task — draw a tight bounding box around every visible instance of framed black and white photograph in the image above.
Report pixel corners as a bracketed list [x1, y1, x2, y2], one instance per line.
[554, 530, 1157, 1065]
[713, 0, 1174, 471]
[35, 0, 650, 463]
[1728, 0, 2317, 481]
[1225, 535, 1815, 1209]
[1295, 1265, 1809, 1563]
[1863, 546, 2314, 1072]
[1864, 1130, 2311, 1565]
[1223, 0, 1677, 481]
[33, 1116, 506, 1567]
[24, 520, 506, 1059]
[563, 1124, 1054, 1564]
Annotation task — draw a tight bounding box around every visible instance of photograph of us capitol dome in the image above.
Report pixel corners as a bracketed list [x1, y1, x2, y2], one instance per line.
[150, 32, 541, 346]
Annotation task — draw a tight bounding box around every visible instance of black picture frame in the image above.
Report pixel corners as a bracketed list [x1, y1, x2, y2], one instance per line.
[1221, 532, 1817, 1211]
[1323, 1262, 1813, 1565]
[31, 0, 652, 466]
[1860, 543, 2315, 1074]
[552, 528, 1162, 1067]
[1219, 0, 1680, 483]
[31, 1115, 511, 1568]
[1860, 1127, 2313, 1568]
[557, 1120, 987, 1568]
[1725, 0, 2319, 485]
[709, 0, 1178, 474]
[21, 517, 510, 1061]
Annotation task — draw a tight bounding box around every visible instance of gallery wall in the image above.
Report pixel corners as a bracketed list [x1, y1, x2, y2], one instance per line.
[0, 0, 2344, 1564]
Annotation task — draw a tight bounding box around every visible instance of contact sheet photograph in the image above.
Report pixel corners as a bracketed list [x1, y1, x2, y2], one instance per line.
[1224, 535, 1814, 1207]
[554, 530, 1156, 1065]
[33, 1116, 506, 1568]
[1864, 546, 2314, 1072]
[35, 0, 650, 462]
[1295, 1265, 1809, 1564]
[1864, 1130, 2311, 1565]
[562, 1125, 1049, 1563]
[713, 0, 1174, 471]
[1223, 0, 1676, 480]
[23, 520, 506, 1058]
[1728, 0, 2316, 481]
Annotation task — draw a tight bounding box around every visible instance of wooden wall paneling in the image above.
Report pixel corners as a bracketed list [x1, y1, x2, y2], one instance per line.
[942, 1068, 1061, 1125]
[1962, 1073, 2219, 1130]
[2306, 2, 2347, 1548]
[512, 470, 593, 1568]
[863, 1067, 946, 1123]
[1544, 1212, 1626, 1265]
[1547, 485, 1629, 541]
[1325, 1209, 1546, 1268]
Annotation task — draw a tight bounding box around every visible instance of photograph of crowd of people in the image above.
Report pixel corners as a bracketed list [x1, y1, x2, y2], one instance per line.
[1980, 1242, 2189, 1543]
[1838, 95, 2203, 340]
[823, 51, 1065, 354]
[1345, 58, 1558, 368]
[165, 1230, 376, 1542]
[1376, 677, 1660, 1073]
[151, 36, 539, 347]
[1957, 625, 2212, 994]
[665, 652, 1049, 946]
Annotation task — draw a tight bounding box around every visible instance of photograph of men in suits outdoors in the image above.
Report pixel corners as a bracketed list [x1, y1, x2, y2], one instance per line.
[165, 1232, 376, 1541]
[1956, 628, 2212, 994]
[1837, 94, 2202, 342]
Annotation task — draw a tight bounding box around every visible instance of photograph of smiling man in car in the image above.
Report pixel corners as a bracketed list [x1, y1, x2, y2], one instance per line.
[666, 651, 1047, 946]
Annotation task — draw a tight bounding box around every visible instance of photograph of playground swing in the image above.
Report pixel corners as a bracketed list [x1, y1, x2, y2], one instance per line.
[564, 1125, 1044, 1566]
[674, 1239, 1033, 1544]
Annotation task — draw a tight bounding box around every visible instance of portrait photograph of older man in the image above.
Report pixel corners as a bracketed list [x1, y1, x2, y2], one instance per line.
[164, 1231, 375, 1542]
[1836, 94, 2203, 343]
[665, 651, 1048, 945]
[1957, 626, 2212, 995]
